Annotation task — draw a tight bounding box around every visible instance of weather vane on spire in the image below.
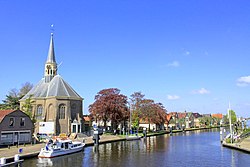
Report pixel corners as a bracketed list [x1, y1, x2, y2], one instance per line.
[50, 24, 55, 35]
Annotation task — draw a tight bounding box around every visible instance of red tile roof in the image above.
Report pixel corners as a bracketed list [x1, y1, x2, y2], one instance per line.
[169, 112, 177, 116]
[83, 116, 91, 122]
[177, 113, 187, 119]
[166, 114, 172, 122]
[0, 110, 15, 122]
[212, 113, 223, 119]
[165, 114, 172, 123]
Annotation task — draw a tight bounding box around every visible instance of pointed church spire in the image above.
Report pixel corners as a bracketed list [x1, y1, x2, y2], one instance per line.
[44, 31, 57, 83]
[47, 33, 56, 63]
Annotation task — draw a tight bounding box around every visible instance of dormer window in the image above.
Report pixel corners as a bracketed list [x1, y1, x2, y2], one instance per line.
[20, 117, 25, 127]
[9, 118, 14, 127]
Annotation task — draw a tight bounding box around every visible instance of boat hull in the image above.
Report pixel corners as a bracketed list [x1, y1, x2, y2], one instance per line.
[38, 145, 84, 158]
[126, 136, 141, 141]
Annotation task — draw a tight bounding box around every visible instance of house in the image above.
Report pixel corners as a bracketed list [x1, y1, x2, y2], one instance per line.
[201, 114, 212, 126]
[164, 114, 172, 130]
[83, 115, 92, 132]
[176, 112, 187, 129]
[186, 112, 195, 128]
[0, 110, 34, 145]
[193, 113, 202, 128]
[168, 112, 178, 129]
[212, 113, 223, 125]
[202, 114, 212, 118]
[139, 118, 159, 131]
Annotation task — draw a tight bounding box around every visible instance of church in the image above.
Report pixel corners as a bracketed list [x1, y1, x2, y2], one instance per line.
[20, 33, 84, 135]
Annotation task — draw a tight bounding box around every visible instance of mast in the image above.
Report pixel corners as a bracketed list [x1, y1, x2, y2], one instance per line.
[228, 102, 233, 143]
[129, 104, 132, 134]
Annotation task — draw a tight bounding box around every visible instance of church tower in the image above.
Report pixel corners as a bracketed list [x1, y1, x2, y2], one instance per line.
[44, 33, 57, 83]
[20, 32, 84, 135]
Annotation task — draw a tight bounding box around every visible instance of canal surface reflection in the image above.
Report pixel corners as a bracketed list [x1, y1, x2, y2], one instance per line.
[24, 129, 250, 167]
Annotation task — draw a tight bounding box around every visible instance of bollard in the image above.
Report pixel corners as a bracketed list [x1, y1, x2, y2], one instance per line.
[143, 128, 147, 138]
[170, 127, 173, 136]
[19, 148, 23, 154]
[0, 157, 6, 165]
[220, 129, 223, 143]
[14, 154, 20, 162]
[82, 139, 85, 144]
[93, 130, 100, 145]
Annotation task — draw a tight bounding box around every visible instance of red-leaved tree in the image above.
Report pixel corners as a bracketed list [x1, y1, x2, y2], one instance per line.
[89, 88, 129, 130]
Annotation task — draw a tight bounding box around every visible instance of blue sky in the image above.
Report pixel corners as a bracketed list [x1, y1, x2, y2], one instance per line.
[1, 0, 250, 117]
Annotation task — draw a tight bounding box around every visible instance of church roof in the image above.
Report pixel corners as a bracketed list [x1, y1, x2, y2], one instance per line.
[21, 75, 82, 100]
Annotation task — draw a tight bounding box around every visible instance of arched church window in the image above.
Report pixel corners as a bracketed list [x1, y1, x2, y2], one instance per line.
[36, 105, 43, 120]
[48, 104, 53, 121]
[71, 104, 77, 120]
[59, 104, 66, 119]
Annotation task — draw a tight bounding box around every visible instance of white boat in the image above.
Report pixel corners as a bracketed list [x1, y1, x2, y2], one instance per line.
[38, 137, 85, 158]
[126, 135, 141, 141]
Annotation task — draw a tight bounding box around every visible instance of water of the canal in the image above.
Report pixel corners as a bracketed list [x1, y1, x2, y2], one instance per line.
[24, 128, 250, 167]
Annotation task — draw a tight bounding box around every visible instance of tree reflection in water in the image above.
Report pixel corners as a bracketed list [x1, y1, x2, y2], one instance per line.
[24, 129, 250, 167]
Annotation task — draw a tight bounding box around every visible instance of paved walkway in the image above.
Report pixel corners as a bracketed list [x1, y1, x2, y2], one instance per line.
[0, 135, 124, 161]
[222, 136, 250, 153]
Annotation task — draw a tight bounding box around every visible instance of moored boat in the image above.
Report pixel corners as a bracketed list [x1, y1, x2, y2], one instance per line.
[125, 135, 141, 141]
[38, 137, 85, 158]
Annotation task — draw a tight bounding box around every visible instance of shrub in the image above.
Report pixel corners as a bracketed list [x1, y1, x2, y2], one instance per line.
[225, 138, 232, 143]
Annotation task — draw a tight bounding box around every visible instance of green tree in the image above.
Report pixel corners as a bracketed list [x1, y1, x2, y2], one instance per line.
[21, 95, 35, 122]
[0, 82, 33, 110]
[2, 95, 20, 110]
[212, 117, 221, 126]
[178, 118, 185, 128]
[225, 110, 237, 124]
[199, 116, 212, 127]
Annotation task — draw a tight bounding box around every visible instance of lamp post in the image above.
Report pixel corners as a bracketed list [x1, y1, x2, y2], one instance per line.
[129, 103, 133, 135]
